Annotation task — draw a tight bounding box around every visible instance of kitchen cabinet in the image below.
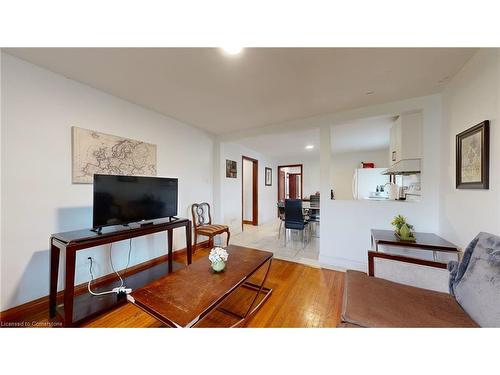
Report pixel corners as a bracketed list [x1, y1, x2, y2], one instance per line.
[389, 111, 422, 165]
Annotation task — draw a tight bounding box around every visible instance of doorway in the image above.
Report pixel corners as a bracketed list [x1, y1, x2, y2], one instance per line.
[277, 164, 303, 204]
[242, 156, 258, 230]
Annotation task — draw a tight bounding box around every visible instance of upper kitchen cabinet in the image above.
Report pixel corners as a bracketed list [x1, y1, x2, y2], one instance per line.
[389, 111, 423, 165]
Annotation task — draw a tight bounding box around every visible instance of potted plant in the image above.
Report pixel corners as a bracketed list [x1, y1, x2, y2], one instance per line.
[391, 214, 415, 241]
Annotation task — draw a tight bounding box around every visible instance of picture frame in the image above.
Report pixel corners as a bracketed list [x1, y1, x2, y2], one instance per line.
[265, 167, 272, 186]
[226, 159, 237, 178]
[456, 120, 489, 189]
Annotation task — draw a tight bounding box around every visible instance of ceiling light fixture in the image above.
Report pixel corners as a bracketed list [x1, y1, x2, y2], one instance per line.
[305, 145, 315, 150]
[366, 91, 375, 95]
[220, 46, 244, 56]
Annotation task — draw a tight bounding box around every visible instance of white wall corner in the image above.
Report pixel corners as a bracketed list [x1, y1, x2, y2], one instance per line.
[319, 124, 331, 245]
[212, 139, 222, 223]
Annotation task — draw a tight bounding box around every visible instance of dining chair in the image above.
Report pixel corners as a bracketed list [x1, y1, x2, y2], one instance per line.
[308, 194, 320, 237]
[284, 199, 309, 247]
[277, 202, 286, 239]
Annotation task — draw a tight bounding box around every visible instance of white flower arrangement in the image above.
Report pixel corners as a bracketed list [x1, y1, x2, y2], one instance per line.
[209, 247, 229, 263]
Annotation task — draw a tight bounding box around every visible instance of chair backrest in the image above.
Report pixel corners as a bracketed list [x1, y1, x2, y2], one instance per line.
[285, 199, 303, 224]
[310, 194, 320, 208]
[448, 232, 500, 327]
[191, 202, 212, 229]
[277, 202, 285, 219]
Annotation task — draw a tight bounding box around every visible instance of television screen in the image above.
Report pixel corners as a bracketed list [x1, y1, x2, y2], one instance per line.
[93, 174, 178, 228]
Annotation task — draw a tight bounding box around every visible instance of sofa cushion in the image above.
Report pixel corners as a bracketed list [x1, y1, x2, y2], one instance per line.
[342, 270, 477, 327]
[448, 232, 500, 327]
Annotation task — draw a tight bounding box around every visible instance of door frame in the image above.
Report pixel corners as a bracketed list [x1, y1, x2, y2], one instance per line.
[242, 156, 259, 229]
[277, 164, 303, 216]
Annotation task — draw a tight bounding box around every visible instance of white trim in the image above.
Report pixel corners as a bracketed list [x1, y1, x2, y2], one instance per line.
[319, 254, 367, 272]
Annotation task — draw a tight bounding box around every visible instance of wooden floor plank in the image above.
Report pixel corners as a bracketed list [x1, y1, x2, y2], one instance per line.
[7, 247, 345, 328]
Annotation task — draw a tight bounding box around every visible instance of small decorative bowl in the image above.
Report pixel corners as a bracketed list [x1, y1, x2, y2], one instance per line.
[211, 260, 226, 272]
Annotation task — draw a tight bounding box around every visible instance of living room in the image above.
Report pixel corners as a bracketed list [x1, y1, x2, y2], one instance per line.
[3, 45, 498, 321]
[1, 2, 499, 374]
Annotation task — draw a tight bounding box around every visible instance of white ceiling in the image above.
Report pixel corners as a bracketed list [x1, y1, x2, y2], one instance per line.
[5, 48, 475, 135]
[237, 128, 321, 160]
[235, 115, 394, 160]
[331, 115, 395, 154]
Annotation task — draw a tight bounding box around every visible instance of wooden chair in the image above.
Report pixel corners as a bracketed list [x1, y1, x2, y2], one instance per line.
[191, 202, 230, 251]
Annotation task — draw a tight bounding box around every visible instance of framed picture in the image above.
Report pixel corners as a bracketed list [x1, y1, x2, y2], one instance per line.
[265, 167, 272, 186]
[226, 159, 237, 178]
[456, 120, 489, 189]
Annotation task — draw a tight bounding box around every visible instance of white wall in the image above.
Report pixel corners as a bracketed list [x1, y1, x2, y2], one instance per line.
[439, 49, 500, 248]
[320, 95, 443, 270]
[302, 160, 320, 197]
[1, 53, 214, 310]
[242, 159, 253, 221]
[330, 148, 389, 200]
[219, 142, 277, 234]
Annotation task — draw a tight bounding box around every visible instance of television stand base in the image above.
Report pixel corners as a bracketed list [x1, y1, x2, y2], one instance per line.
[90, 227, 103, 235]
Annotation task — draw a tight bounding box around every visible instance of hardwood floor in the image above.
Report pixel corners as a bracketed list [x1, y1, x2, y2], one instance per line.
[6, 247, 345, 328]
[85, 247, 345, 328]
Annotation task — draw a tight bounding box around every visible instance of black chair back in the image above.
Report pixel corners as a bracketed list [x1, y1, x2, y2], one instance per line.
[310, 194, 320, 208]
[277, 202, 285, 220]
[285, 199, 305, 230]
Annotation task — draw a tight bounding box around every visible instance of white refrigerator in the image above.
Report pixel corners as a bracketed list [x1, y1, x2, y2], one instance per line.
[352, 168, 389, 200]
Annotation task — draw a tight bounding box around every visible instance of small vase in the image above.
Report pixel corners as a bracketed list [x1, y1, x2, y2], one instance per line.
[399, 223, 411, 239]
[211, 260, 226, 272]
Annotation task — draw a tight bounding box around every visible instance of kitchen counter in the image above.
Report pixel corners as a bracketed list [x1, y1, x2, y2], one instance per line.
[363, 197, 420, 202]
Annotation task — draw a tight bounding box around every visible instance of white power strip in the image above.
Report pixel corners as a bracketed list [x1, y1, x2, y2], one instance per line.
[112, 286, 132, 295]
[87, 254, 133, 296]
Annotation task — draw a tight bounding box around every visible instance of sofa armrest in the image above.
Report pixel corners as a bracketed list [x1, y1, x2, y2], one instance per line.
[368, 251, 450, 293]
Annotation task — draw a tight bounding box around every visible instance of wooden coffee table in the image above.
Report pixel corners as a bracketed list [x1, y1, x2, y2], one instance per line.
[128, 245, 273, 327]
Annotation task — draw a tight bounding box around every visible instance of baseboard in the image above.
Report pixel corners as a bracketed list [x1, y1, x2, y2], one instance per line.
[319, 254, 367, 272]
[0, 240, 210, 323]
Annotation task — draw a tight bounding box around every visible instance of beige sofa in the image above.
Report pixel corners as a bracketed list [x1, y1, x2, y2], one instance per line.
[340, 268, 477, 327]
[341, 232, 500, 327]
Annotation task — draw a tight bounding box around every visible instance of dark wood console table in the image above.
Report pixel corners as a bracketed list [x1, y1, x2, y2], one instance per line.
[371, 229, 459, 262]
[49, 217, 192, 327]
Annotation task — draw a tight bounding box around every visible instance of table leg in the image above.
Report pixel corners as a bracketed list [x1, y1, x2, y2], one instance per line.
[167, 228, 173, 273]
[49, 240, 60, 318]
[242, 258, 272, 319]
[186, 221, 192, 265]
[198, 258, 274, 328]
[64, 246, 76, 327]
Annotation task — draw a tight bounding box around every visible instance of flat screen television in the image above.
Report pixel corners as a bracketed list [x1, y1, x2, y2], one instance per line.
[93, 174, 178, 229]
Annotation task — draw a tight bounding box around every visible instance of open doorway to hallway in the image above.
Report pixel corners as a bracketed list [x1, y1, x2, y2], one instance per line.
[242, 155, 258, 231]
[225, 127, 321, 267]
[278, 164, 303, 203]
